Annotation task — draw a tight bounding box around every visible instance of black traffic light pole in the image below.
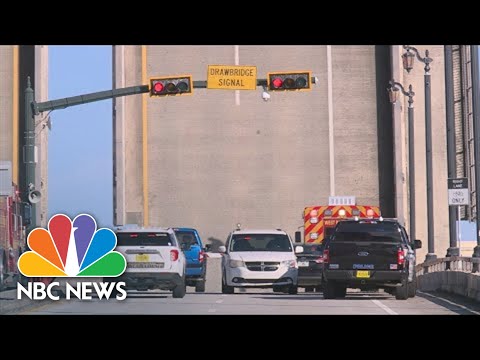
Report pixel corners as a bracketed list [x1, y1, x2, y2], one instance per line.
[24, 76, 318, 231]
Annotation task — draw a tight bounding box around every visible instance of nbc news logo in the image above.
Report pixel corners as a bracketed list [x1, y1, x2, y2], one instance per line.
[17, 214, 127, 301]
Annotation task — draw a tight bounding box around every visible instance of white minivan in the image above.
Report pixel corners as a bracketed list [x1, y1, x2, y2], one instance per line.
[219, 228, 303, 294]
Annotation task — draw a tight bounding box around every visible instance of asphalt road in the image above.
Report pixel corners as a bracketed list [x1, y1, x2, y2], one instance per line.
[5, 288, 479, 315]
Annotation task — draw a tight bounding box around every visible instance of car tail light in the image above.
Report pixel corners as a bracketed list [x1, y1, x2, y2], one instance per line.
[170, 249, 179, 261]
[199, 250, 205, 263]
[315, 257, 324, 264]
[323, 249, 330, 263]
[397, 248, 406, 266]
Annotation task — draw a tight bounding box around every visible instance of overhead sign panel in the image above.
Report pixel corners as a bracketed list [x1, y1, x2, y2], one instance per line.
[207, 65, 257, 90]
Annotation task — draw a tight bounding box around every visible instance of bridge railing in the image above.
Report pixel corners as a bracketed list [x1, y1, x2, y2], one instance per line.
[414, 256, 480, 302]
[415, 256, 480, 275]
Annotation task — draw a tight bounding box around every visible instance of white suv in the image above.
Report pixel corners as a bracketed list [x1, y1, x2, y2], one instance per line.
[219, 228, 303, 294]
[114, 226, 187, 298]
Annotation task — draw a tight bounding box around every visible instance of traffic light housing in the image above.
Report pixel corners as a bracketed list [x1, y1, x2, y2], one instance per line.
[267, 71, 312, 91]
[149, 75, 193, 97]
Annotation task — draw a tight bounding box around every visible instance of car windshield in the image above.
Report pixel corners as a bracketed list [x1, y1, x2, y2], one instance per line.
[174, 231, 199, 247]
[229, 234, 292, 252]
[334, 222, 402, 243]
[116, 232, 175, 246]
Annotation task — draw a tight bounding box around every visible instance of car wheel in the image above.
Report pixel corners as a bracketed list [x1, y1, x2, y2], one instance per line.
[395, 278, 409, 300]
[272, 286, 283, 293]
[195, 280, 206, 293]
[335, 285, 347, 298]
[323, 281, 336, 299]
[221, 274, 234, 294]
[173, 278, 186, 298]
[288, 286, 298, 295]
[408, 273, 417, 298]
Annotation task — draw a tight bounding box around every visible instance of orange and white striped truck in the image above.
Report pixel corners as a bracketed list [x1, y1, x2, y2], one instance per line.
[296, 196, 381, 244]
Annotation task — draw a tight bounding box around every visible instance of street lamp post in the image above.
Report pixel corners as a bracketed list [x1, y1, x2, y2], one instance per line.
[388, 80, 416, 243]
[403, 45, 437, 262]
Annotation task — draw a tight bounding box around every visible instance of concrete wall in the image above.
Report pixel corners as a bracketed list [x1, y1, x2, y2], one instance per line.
[113, 46, 143, 226]
[113, 45, 383, 245]
[0, 46, 14, 165]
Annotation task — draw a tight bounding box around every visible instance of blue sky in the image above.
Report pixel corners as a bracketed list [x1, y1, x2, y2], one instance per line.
[48, 46, 113, 228]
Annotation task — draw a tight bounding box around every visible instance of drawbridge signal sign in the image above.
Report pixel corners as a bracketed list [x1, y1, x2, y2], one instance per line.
[207, 65, 257, 90]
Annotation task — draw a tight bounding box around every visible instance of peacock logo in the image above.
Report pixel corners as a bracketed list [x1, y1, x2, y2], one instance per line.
[18, 214, 126, 277]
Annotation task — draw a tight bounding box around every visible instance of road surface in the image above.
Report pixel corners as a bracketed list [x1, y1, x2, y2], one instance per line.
[6, 289, 479, 315]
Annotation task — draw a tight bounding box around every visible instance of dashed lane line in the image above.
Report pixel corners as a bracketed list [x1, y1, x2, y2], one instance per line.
[371, 299, 398, 315]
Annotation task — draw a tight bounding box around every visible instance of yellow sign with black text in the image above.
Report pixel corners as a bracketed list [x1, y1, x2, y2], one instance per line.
[207, 65, 257, 90]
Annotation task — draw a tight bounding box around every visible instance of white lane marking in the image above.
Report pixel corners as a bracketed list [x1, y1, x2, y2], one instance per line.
[221, 294, 227, 297]
[216, 299, 224, 304]
[234, 45, 240, 106]
[372, 299, 398, 315]
[418, 291, 480, 315]
[208, 308, 216, 313]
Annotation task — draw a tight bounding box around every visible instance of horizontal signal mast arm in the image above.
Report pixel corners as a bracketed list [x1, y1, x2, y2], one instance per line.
[34, 85, 150, 114]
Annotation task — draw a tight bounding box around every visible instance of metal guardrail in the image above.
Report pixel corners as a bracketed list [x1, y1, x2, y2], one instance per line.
[416, 256, 480, 275]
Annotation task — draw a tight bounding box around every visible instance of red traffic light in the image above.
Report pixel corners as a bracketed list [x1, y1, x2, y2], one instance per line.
[267, 71, 312, 91]
[149, 75, 193, 97]
[153, 82, 164, 93]
[272, 78, 283, 88]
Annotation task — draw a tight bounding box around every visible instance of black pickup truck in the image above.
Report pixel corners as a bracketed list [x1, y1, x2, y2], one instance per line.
[322, 218, 421, 300]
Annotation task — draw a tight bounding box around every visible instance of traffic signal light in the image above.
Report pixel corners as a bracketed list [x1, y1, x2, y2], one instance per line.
[267, 71, 312, 91]
[149, 75, 193, 97]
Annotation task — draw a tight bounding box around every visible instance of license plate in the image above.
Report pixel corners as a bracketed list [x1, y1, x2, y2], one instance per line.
[135, 254, 150, 262]
[356, 270, 370, 278]
[298, 261, 309, 267]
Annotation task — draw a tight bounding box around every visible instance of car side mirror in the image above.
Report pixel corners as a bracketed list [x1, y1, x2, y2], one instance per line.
[414, 239, 422, 249]
[294, 231, 302, 243]
[295, 245, 304, 254]
[218, 245, 226, 253]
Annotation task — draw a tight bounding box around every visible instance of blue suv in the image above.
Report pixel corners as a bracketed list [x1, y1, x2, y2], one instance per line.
[174, 228, 208, 292]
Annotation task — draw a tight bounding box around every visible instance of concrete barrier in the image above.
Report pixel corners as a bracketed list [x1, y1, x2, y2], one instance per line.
[418, 271, 480, 302]
[205, 254, 222, 293]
